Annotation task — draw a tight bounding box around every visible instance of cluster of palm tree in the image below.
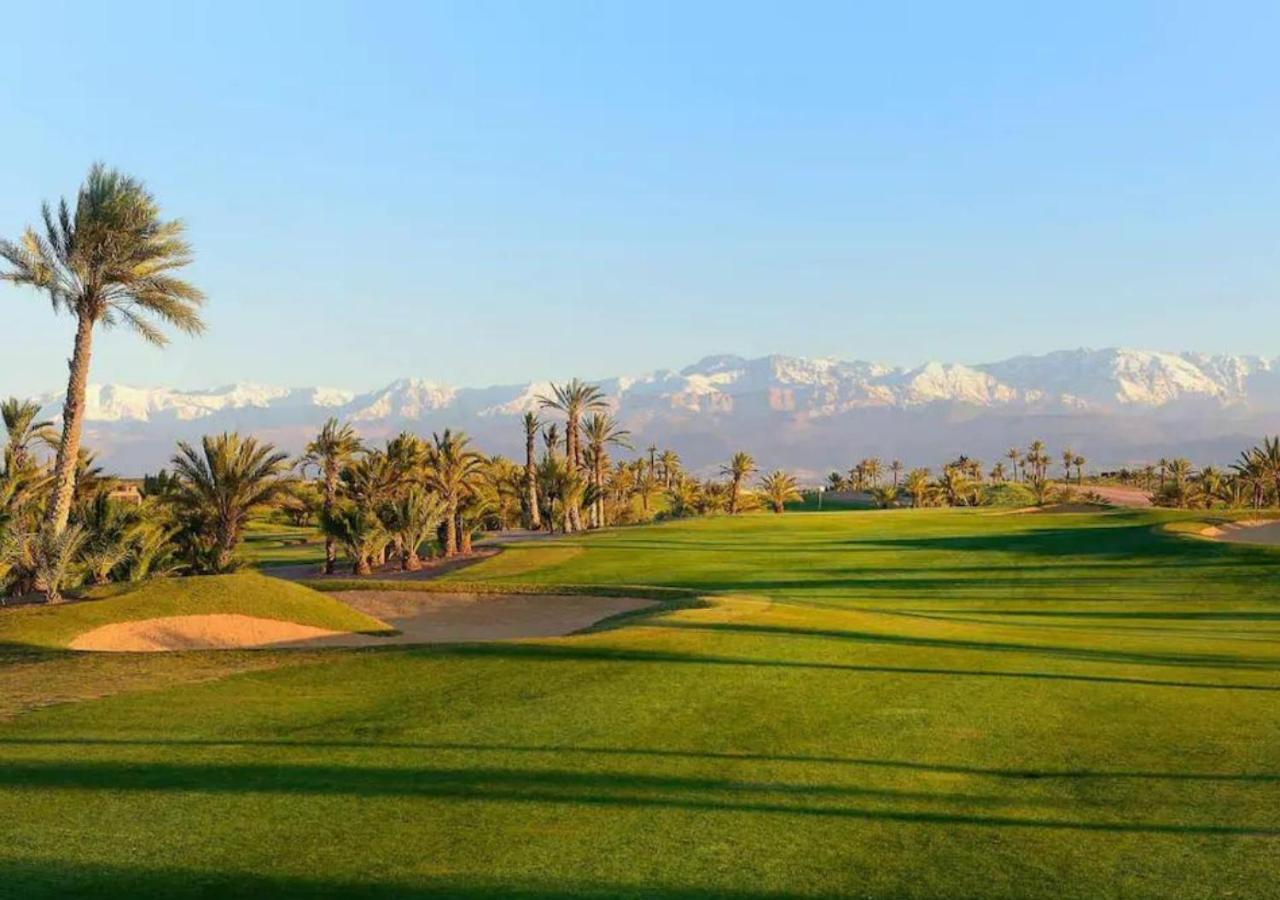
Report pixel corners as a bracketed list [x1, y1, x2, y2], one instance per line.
[1141, 439, 1280, 509]
[820, 441, 1096, 509]
[299, 422, 522, 574]
[827, 457, 903, 492]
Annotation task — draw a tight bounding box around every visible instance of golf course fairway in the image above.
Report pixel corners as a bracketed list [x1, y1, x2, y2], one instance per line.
[1, 508, 1278, 898]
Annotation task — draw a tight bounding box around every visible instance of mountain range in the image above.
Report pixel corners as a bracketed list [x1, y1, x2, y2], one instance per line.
[29, 348, 1280, 477]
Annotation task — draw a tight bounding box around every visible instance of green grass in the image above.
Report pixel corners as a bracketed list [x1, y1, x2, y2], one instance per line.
[2, 509, 1280, 897]
[0, 572, 391, 650]
[242, 521, 327, 568]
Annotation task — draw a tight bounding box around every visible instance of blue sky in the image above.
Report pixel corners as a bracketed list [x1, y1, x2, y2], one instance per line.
[1, 1, 1277, 396]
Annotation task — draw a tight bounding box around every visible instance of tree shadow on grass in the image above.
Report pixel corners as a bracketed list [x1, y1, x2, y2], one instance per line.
[427, 643, 1280, 692]
[654, 621, 1280, 672]
[0, 860, 815, 900]
[0, 758, 1274, 837]
[3, 737, 1277, 784]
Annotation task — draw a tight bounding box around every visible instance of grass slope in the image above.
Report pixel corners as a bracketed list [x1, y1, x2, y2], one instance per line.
[2, 510, 1280, 898]
[0, 572, 391, 650]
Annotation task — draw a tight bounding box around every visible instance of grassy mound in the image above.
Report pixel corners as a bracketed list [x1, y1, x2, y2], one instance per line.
[0, 572, 392, 650]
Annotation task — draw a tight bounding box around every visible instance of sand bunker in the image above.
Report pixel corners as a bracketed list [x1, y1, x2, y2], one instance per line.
[1200, 519, 1280, 544]
[70, 593, 656, 652]
[70, 614, 343, 652]
[308, 591, 656, 647]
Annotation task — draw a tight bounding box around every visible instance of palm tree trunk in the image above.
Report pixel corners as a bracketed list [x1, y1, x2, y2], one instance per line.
[323, 467, 338, 574]
[525, 432, 541, 529]
[45, 314, 94, 535]
[443, 497, 458, 556]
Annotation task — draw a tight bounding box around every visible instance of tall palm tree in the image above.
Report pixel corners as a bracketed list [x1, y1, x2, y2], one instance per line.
[169, 433, 291, 573]
[758, 470, 801, 513]
[862, 457, 883, 488]
[521, 412, 542, 530]
[889, 459, 903, 489]
[1061, 448, 1076, 482]
[580, 413, 631, 527]
[425, 430, 486, 557]
[300, 418, 363, 574]
[658, 450, 681, 488]
[1006, 447, 1022, 482]
[1, 165, 205, 535]
[720, 452, 756, 514]
[537, 379, 606, 532]
[1, 398, 55, 471]
[1073, 454, 1086, 485]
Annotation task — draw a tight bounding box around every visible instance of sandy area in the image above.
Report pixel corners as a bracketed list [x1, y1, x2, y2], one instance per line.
[70, 614, 343, 652]
[1085, 485, 1153, 507]
[68, 593, 657, 652]
[307, 591, 656, 647]
[1200, 519, 1280, 544]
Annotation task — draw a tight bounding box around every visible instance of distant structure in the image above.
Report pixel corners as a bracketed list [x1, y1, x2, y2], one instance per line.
[107, 483, 143, 506]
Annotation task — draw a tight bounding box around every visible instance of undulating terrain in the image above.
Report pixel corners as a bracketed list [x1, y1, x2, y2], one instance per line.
[2, 509, 1278, 898]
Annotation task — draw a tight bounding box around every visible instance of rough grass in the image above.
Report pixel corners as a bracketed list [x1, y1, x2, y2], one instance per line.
[2, 509, 1280, 898]
[0, 572, 392, 650]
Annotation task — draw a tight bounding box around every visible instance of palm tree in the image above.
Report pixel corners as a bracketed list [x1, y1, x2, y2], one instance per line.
[720, 452, 756, 514]
[1062, 449, 1076, 482]
[826, 471, 845, 492]
[538, 379, 606, 532]
[1195, 466, 1224, 509]
[1073, 454, 1086, 485]
[903, 468, 932, 508]
[1, 398, 54, 471]
[870, 484, 899, 509]
[1, 165, 205, 535]
[757, 470, 801, 513]
[521, 412, 542, 530]
[862, 458, 883, 488]
[382, 487, 445, 571]
[889, 459, 903, 489]
[168, 433, 291, 573]
[425, 430, 486, 557]
[1006, 447, 1022, 482]
[321, 505, 387, 575]
[1231, 447, 1267, 508]
[990, 461, 1006, 482]
[1256, 436, 1280, 502]
[580, 413, 632, 527]
[300, 418, 363, 574]
[658, 450, 681, 488]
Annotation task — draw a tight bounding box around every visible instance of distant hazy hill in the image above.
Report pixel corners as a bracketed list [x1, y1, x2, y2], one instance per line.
[32, 348, 1280, 476]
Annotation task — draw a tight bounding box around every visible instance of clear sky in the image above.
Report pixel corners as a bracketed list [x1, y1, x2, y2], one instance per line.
[1, 1, 1277, 397]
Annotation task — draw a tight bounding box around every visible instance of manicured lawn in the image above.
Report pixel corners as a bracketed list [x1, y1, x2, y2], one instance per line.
[2, 510, 1279, 897]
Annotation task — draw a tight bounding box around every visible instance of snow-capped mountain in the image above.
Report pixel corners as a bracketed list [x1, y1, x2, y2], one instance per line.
[28, 348, 1280, 476]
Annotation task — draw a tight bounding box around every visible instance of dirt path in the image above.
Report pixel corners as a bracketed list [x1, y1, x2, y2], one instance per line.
[304, 592, 656, 647]
[68, 593, 658, 652]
